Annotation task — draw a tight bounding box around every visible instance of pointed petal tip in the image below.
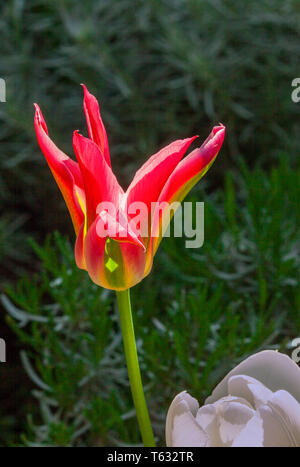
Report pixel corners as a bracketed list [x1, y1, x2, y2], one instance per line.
[212, 123, 225, 134]
[34, 103, 48, 134]
[72, 129, 81, 141]
[211, 124, 225, 146]
[188, 134, 199, 145]
[73, 130, 93, 150]
[135, 237, 146, 252]
[81, 83, 94, 101]
[80, 83, 88, 94]
[125, 229, 146, 251]
[34, 102, 41, 117]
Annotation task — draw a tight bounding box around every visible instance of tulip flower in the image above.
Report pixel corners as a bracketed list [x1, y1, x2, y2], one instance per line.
[166, 350, 300, 447]
[34, 84, 225, 447]
[34, 85, 225, 291]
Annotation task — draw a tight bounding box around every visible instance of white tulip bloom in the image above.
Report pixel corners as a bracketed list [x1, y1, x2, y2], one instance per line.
[166, 351, 300, 447]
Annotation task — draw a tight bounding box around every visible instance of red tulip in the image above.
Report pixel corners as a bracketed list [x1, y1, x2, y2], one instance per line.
[34, 85, 225, 290]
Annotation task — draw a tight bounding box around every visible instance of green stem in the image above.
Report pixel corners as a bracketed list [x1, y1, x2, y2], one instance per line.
[116, 289, 156, 447]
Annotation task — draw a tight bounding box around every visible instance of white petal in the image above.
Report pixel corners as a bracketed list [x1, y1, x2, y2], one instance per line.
[231, 413, 264, 447]
[217, 400, 255, 446]
[196, 403, 217, 431]
[228, 374, 273, 408]
[195, 397, 255, 447]
[206, 351, 300, 405]
[258, 404, 294, 447]
[266, 390, 300, 446]
[166, 391, 208, 447]
[171, 411, 208, 447]
[195, 404, 221, 446]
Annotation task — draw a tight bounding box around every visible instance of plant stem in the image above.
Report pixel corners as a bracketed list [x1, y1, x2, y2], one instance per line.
[116, 289, 155, 447]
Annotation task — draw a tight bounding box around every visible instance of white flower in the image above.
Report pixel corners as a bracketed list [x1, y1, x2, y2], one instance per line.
[166, 351, 300, 447]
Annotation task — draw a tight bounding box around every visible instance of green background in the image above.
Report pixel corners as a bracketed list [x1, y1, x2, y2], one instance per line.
[0, 0, 300, 446]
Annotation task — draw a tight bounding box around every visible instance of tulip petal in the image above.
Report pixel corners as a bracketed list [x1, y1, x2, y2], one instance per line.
[34, 104, 85, 234]
[97, 210, 145, 251]
[83, 214, 146, 290]
[195, 404, 221, 446]
[196, 396, 254, 447]
[82, 217, 106, 286]
[266, 390, 300, 446]
[206, 350, 300, 406]
[231, 413, 264, 447]
[166, 391, 208, 447]
[82, 84, 111, 167]
[73, 131, 123, 229]
[228, 375, 273, 409]
[217, 400, 255, 446]
[258, 403, 295, 447]
[155, 125, 225, 207]
[125, 136, 197, 216]
[148, 125, 225, 268]
[75, 222, 87, 270]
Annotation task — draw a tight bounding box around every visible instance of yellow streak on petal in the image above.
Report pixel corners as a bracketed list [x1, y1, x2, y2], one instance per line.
[75, 186, 87, 238]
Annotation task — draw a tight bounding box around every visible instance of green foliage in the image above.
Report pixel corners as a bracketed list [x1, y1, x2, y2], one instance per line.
[1, 0, 300, 447]
[0, 215, 30, 286]
[1, 0, 300, 274]
[3, 158, 300, 446]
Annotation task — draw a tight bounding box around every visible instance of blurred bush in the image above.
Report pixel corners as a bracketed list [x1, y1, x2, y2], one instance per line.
[1, 0, 300, 253]
[2, 159, 300, 446]
[1, 0, 300, 446]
